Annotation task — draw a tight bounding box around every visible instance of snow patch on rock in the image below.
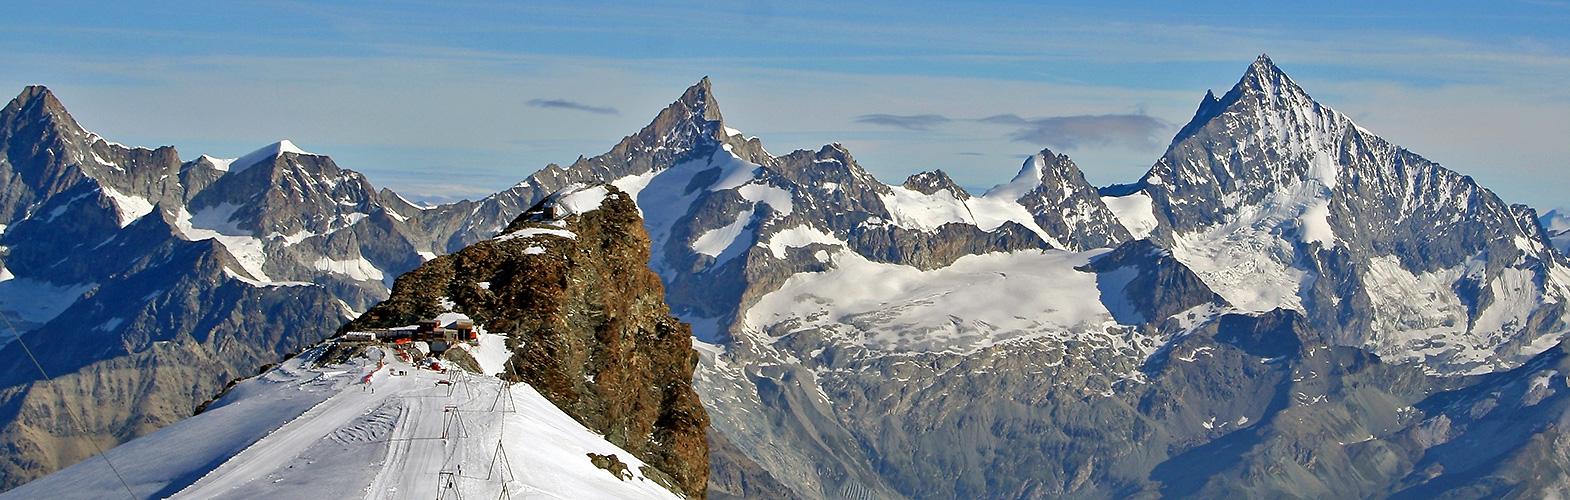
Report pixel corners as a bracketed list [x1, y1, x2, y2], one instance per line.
[100, 186, 154, 228]
[494, 227, 577, 243]
[312, 256, 385, 282]
[1101, 192, 1158, 240]
[765, 225, 844, 259]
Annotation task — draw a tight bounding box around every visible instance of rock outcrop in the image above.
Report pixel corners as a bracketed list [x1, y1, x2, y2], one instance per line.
[343, 185, 710, 498]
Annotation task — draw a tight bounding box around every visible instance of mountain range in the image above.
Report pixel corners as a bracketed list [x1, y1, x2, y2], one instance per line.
[3, 55, 1570, 498]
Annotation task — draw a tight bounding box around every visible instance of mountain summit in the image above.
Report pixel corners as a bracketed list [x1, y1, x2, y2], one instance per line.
[1134, 56, 1566, 371]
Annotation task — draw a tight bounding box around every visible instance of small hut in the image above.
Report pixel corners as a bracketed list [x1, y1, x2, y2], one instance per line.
[454, 319, 477, 341]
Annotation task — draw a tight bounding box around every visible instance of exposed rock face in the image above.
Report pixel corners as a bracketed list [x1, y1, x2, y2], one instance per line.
[1079, 239, 1226, 326]
[847, 221, 1046, 271]
[343, 185, 710, 499]
[1007, 149, 1131, 251]
[1137, 55, 1568, 372]
[902, 170, 969, 200]
[706, 428, 798, 500]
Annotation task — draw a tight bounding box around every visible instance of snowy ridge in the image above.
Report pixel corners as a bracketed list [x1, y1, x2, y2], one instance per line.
[229, 139, 314, 174]
[3, 342, 680, 500]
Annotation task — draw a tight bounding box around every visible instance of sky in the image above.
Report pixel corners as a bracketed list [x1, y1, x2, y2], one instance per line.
[1, 1, 1567, 209]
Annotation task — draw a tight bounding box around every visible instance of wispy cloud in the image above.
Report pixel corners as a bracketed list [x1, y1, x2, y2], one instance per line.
[977, 114, 1028, 126]
[854, 114, 951, 131]
[527, 98, 618, 115]
[858, 112, 1171, 151]
[983, 113, 1171, 151]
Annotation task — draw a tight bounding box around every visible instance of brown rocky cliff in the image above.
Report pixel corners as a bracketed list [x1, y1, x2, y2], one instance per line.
[343, 185, 709, 498]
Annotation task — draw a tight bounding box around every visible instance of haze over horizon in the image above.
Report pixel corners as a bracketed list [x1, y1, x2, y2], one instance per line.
[3, 1, 1566, 210]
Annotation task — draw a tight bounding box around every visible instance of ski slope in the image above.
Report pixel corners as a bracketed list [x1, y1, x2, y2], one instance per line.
[3, 338, 683, 500]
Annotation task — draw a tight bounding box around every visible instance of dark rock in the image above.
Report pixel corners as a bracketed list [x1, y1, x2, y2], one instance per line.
[902, 170, 969, 200]
[1079, 238, 1226, 326]
[344, 186, 710, 499]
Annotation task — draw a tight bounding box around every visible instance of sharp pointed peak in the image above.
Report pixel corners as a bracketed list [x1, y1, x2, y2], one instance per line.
[1237, 53, 1298, 91]
[1168, 55, 1309, 147]
[681, 77, 724, 124]
[623, 77, 725, 143]
[676, 76, 716, 107]
[984, 149, 1072, 200]
[11, 84, 62, 107]
[7, 84, 80, 129]
[12, 85, 68, 112]
[1035, 147, 1069, 161]
[16, 84, 55, 102]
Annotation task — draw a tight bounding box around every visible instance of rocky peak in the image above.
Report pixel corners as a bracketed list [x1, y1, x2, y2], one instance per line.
[1236, 54, 1301, 98]
[575, 78, 727, 176]
[902, 169, 969, 200]
[184, 143, 383, 238]
[344, 184, 710, 498]
[1164, 54, 1320, 152]
[683, 77, 724, 127]
[993, 148, 1130, 251]
[772, 143, 886, 196]
[640, 76, 724, 150]
[2, 86, 84, 138]
[1138, 57, 1570, 373]
[1171, 89, 1225, 147]
[1141, 55, 1359, 235]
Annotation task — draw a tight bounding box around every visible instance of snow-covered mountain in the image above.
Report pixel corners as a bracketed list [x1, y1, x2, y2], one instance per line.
[8, 54, 1570, 499]
[1134, 55, 1569, 373]
[0, 87, 404, 490]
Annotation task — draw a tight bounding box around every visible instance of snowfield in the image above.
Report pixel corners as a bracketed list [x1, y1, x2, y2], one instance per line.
[743, 248, 1149, 356]
[3, 335, 682, 500]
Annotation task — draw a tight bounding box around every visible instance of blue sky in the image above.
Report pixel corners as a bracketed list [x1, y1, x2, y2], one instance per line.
[2, 1, 1567, 210]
